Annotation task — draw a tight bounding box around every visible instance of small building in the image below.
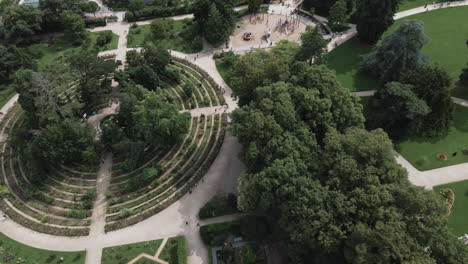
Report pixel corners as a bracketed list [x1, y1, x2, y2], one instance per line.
[20, 0, 40, 8]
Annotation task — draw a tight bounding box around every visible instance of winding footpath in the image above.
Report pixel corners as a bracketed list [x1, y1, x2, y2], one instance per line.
[1, 1, 468, 264]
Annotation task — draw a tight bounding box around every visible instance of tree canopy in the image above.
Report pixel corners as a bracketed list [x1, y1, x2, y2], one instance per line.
[355, 0, 399, 44]
[1, 5, 42, 42]
[193, 0, 235, 45]
[360, 20, 429, 83]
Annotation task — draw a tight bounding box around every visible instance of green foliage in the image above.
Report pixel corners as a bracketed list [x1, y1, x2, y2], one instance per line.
[1, 5, 42, 42]
[369, 82, 430, 137]
[32, 119, 96, 165]
[81, 1, 99, 13]
[295, 26, 327, 65]
[360, 19, 429, 83]
[61, 10, 87, 44]
[0, 46, 35, 86]
[229, 42, 468, 263]
[247, 0, 262, 13]
[128, 0, 145, 12]
[355, 0, 399, 44]
[159, 237, 187, 264]
[193, 0, 235, 45]
[96, 31, 113, 46]
[198, 194, 239, 219]
[182, 83, 193, 98]
[129, 64, 160, 90]
[0, 185, 10, 196]
[200, 220, 241, 246]
[133, 90, 190, 147]
[118, 208, 134, 219]
[328, 0, 347, 31]
[401, 64, 454, 137]
[150, 18, 172, 39]
[40, 0, 84, 31]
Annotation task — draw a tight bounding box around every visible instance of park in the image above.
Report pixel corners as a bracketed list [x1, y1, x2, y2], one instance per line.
[0, 0, 467, 263]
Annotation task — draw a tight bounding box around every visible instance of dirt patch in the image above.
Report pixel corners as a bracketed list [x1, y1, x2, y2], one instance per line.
[231, 13, 308, 48]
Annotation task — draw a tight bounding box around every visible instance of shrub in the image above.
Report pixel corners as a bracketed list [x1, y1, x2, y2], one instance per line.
[199, 220, 241, 246]
[460, 66, 468, 87]
[96, 31, 113, 46]
[119, 208, 134, 219]
[198, 194, 239, 219]
[85, 18, 107, 28]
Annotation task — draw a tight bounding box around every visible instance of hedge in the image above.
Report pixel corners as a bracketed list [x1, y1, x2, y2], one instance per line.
[85, 18, 107, 28]
[125, 6, 192, 22]
[200, 220, 242, 246]
[198, 194, 239, 220]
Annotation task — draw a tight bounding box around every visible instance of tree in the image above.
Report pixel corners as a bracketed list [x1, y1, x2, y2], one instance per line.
[130, 65, 160, 90]
[302, 0, 335, 15]
[0, 45, 25, 85]
[370, 82, 430, 137]
[96, 31, 113, 46]
[39, 0, 83, 31]
[328, 0, 347, 31]
[128, 0, 144, 12]
[32, 119, 96, 165]
[1, 5, 42, 42]
[193, 0, 235, 46]
[133, 91, 190, 147]
[142, 45, 171, 73]
[150, 18, 171, 39]
[401, 65, 453, 137]
[183, 83, 193, 98]
[81, 1, 99, 14]
[355, 0, 399, 44]
[295, 26, 327, 65]
[61, 10, 87, 43]
[247, 0, 262, 13]
[66, 51, 117, 106]
[360, 19, 429, 83]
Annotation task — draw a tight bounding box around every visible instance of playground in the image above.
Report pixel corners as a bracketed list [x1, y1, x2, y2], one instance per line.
[231, 13, 307, 48]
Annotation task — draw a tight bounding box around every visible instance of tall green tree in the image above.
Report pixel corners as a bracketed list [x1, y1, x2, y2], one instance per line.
[193, 0, 235, 45]
[128, 0, 144, 12]
[1, 5, 42, 42]
[360, 19, 429, 82]
[328, 0, 347, 31]
[295, 26, 327, 65]
[247, 0, 262, 13]
[402, 65, 453, 137]
[355, 0, 399, 44]
[370, 82, 430, 137]
[61, 10, 87, 43]
[133, 91, 190, 147]
[39, 0, 83, 31]
[66, 51, 117, 106]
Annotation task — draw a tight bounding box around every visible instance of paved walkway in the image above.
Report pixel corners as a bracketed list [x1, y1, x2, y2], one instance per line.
[2, 2, 468, 264]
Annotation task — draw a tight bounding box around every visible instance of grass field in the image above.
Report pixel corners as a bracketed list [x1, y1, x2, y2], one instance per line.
[159, 236, 187, 264]
[127, 19, 202, 54]
[101, 239, 162, 264]
[395, 104, 468, 171]
[34, 31, 119, 69]
[326, 6, 468, 95]
[398, 0, 432, 11]
[0, 232, 85, 264]
[433, 180, 468, 236]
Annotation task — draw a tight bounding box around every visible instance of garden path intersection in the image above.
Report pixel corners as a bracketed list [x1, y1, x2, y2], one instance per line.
[0, 1, 468, 264]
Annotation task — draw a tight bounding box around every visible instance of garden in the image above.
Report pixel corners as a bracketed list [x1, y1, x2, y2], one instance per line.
[433, 180, 468, 236]
[0, 232, 85, 264]
[101, 49, 227, 231]
[29, 30, 119, 69]
[325, 6, 468, 171]
[127, 19, 203, 53]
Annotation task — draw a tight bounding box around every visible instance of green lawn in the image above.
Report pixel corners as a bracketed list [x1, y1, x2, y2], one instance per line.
[433, 180, 468, 236]
[101, 239, 162, 264]
[325, 37, 378, 92]
[33, 31, 119, 69]
[395, 104, 468, 171]
[159, 236, 187, 264]
[398, 0, 432, 11]
[326, 6, 468, 96]
[0, 232, 85, 264]
[127, 19, 203, 54]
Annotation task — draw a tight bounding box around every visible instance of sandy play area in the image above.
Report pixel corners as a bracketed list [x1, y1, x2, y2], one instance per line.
[231, 13, 308, 48]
